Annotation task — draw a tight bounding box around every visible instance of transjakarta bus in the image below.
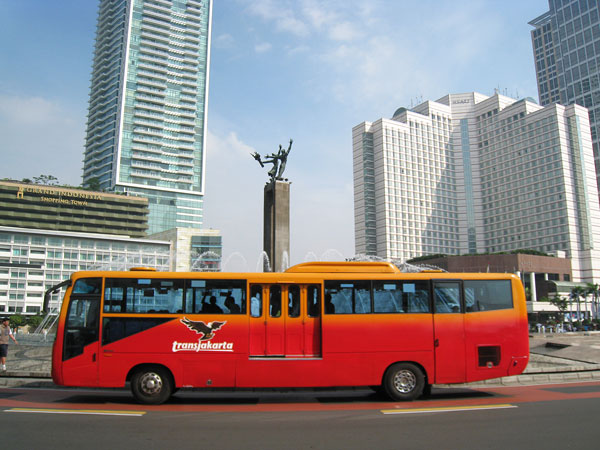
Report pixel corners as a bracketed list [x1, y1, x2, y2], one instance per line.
[50, 262, 529, 404]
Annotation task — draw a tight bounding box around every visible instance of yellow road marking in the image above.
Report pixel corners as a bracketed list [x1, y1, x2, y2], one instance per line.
[381, 403, 517, 415]
[5, 408, 145, 417]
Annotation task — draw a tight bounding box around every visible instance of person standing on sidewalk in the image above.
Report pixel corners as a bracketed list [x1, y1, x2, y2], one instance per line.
[1, 317, 18, 371]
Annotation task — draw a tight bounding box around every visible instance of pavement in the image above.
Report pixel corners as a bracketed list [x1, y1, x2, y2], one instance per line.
[1, 332, 600, 389]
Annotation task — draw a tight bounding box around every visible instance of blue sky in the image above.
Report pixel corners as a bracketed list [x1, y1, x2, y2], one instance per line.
[0, 0, 549, 270]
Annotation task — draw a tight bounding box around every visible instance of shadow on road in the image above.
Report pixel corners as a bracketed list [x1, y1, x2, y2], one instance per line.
[49, 386, 503, 406]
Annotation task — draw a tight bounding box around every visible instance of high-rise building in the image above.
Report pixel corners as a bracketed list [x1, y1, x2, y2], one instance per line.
[530, 0, 600, 190]
[353, 92, 600, 282]
[83, 0, 212, 234]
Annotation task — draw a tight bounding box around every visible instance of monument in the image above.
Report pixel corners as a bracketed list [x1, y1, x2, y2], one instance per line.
[252, 139, 293, 272]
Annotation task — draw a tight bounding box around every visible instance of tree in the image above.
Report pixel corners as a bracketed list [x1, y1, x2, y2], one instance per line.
[9, 314, 25, 328]
[32, 174, 59, 185]
[586, 283, 600, 320]
[548, 296, 568, 325]
[83, 176, 102, 191]
[569, 286, 586, 328]
[26, 314, 44, 329]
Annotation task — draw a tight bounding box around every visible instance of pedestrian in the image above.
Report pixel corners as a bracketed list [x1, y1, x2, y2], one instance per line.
[1, 317, 18, 371]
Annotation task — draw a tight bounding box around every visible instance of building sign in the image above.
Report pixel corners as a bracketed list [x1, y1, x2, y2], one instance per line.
[13, 185, 103, 207]
[452, 99, 471, 104]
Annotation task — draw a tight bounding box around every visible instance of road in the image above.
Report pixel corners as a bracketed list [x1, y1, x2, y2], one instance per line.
[1, 382, 599, 449]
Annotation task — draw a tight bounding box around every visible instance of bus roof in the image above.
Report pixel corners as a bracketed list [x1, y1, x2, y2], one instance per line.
[285, 261, 401, 274]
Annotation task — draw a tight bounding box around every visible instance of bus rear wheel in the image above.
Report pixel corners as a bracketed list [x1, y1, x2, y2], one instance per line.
[131, 366, 173, 405]
[383, 363, 424, 401]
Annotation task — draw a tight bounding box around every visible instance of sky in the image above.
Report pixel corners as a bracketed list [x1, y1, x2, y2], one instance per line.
[0, 0, 549, 271]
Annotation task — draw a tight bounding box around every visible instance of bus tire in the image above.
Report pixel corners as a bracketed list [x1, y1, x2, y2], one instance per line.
[131, 366, 173, 405]
[383, 363, 424, 401]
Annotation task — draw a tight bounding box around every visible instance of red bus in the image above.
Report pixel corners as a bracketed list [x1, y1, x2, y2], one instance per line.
[50, 262, 529, 404]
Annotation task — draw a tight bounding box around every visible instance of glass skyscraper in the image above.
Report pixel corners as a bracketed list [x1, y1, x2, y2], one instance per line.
[83, 0, 212, 234]
[530, 0, 600, 190]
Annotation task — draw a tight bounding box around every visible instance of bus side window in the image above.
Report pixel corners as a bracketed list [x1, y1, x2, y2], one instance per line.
[307, 285, 320, 317]
[270, 285, 282, 318]
[373, 281, 403, 313]
[250, 285, 262, 317]
[434, 282, 461, 313]
[464, 280, 513, 311]
[288, 285, 300, 318]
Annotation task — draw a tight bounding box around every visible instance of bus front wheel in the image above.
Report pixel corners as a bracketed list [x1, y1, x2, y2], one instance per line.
[383, 363, 424, 401]
[131, 366, 173, 405]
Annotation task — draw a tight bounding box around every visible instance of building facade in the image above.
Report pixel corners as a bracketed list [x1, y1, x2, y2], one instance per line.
[149, 227, 221, 271]
[83, 0, 212, 234]
[0, 180, 148, 237]
[0, 226, 170, 315]
[0, 181, 223, 315]
[530, 0, 600, 190]
[353, 92, 600, 282]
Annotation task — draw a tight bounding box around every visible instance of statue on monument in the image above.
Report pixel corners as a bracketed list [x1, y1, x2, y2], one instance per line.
[252, 139, 293, 182]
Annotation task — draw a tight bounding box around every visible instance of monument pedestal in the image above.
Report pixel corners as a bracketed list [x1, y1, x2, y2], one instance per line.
[263, 180, 290, 272]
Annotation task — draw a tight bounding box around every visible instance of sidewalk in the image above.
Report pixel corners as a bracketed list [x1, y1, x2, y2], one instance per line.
[2, 333, 600, 389]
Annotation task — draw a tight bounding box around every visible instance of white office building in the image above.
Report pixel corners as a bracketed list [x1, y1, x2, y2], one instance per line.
[353, 92, 600, 282]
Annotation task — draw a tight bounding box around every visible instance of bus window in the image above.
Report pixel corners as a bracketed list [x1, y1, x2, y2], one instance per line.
[250, 285, 262, 317]
[270, 285, 282, 317]
[288, 285, 300, 318]
[373, 281, 402, 312]
[373, 281, 431, 313]
[464, 280, 513, 311]
[64, 297, 100, 360]
[72, 278, 101, 295]
[104, 278, 184, 313]
[307, 285, 320, 317]
[434, 282, 461, 313]
[324, 281, 371, 314]
[185, 279, 246, 314]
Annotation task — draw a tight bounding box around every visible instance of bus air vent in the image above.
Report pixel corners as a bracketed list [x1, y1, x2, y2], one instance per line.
[478, 346, 501, 367]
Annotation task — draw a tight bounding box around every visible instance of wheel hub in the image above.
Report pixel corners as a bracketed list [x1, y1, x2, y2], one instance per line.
[393, 369, 416, 393]
[140, 372, 163, 395]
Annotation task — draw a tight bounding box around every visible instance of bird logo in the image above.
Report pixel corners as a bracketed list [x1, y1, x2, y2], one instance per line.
[180, 317, 226, 341]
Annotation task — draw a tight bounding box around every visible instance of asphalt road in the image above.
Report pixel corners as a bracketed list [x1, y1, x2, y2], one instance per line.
[1, 382, 599, 449]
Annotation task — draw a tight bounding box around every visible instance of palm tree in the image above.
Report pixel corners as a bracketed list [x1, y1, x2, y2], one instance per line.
[569, 286, 586, 329]
[586, 283, 600, 321]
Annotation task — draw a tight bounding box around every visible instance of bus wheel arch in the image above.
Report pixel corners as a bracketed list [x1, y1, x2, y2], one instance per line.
[382, 362, 426, 401]
[129, 364, 175, 405]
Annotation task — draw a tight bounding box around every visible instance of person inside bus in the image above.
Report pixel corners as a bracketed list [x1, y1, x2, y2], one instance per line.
[224, 295, 241, 314]
[202, 296, 223, 314]
[325, 293, 335, 314]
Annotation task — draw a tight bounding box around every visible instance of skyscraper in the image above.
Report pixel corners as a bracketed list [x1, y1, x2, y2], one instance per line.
[83, 0, 212, 234]
[353, 92, 600, 282]
[530, 0, 600, 190]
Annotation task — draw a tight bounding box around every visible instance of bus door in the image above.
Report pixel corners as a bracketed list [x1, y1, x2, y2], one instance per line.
[432, 281, 466, 383]
[303, 285, 322, 357]
[249, 284, 286, 356]
[249, 284, 267, 356]
[266, 284, 285, 355]
[61, 294, 101, 386]
[249, 284, 321, 357]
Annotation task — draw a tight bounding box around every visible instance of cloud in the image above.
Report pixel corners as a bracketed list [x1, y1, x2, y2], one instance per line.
[254, 42, 272, 53]
[328, 22, 362, 42]
[214, 33, 235, 49]
[246, 0, 309, 37]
